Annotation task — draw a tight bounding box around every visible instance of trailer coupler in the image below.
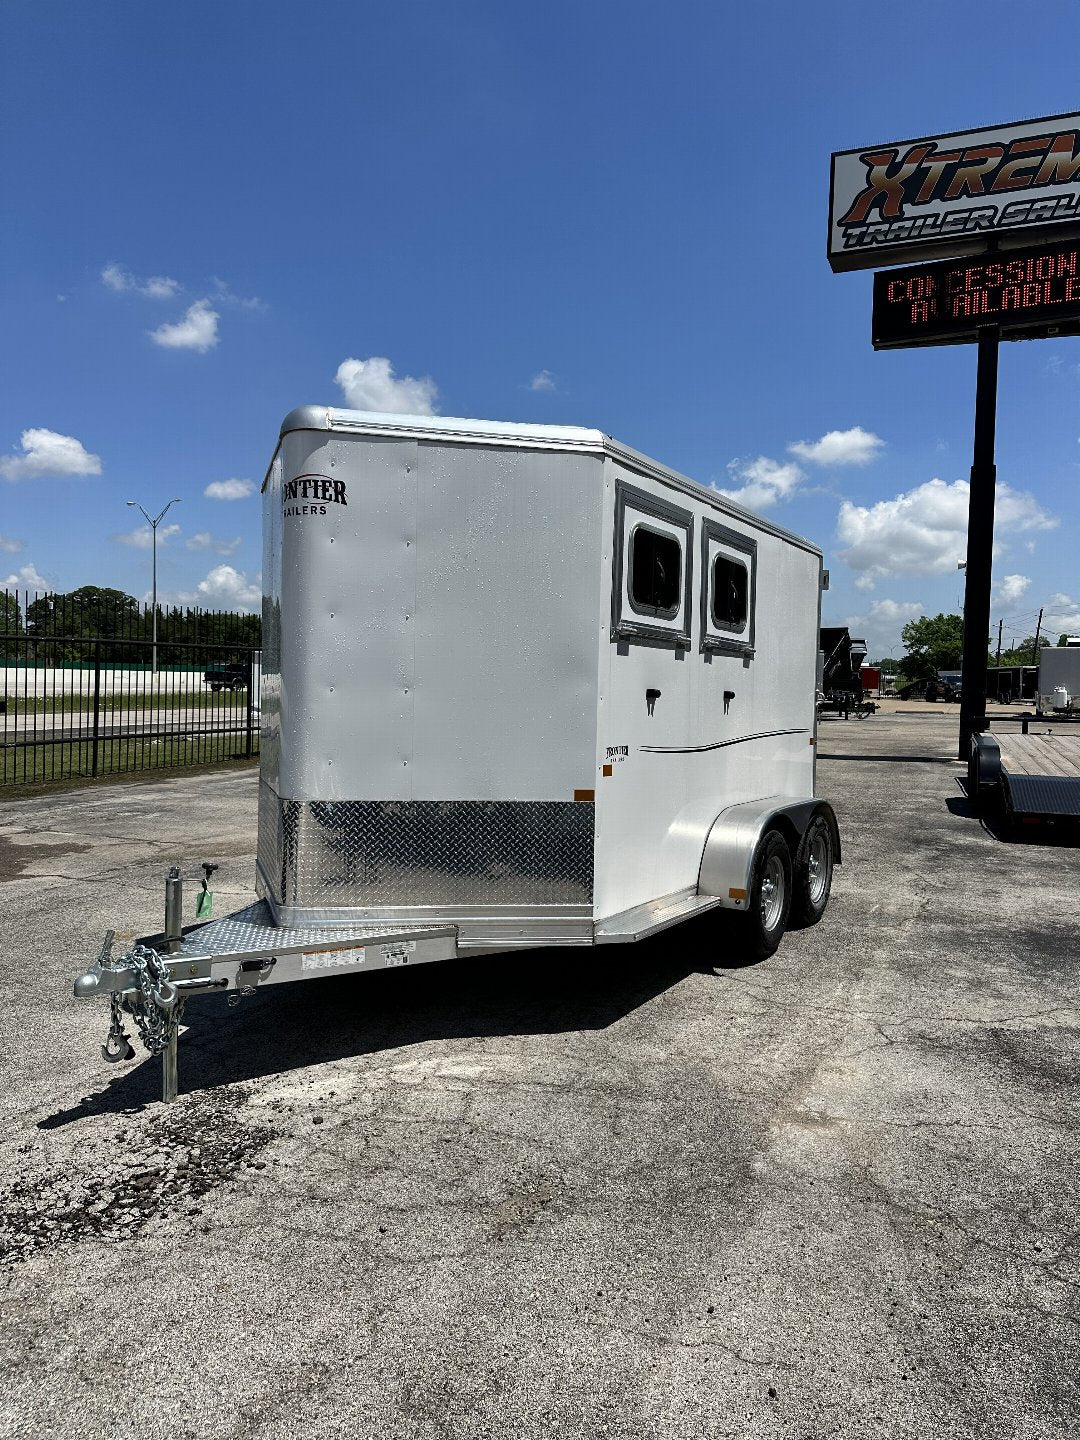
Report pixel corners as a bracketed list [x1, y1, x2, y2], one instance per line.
[75, 929, 193, 1102]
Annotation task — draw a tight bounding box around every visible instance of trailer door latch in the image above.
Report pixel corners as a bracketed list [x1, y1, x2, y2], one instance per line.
[646, 688, 661, 716]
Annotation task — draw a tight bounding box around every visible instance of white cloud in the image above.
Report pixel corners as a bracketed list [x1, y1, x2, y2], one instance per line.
[854, 575, 876, 593]
[0, 428, 102, 481]
[1045, 593, 1080, 636]
[186, 531, 241, 556]
[833, 598, 924, 659]
[102, 263, 179, 299]
[993, 574, 1031, 606]
[0, 535, 22, 554]
[113, 523, 181, 550]
[183, 565, 261, 612]
[150, 299, 220, 352]
[204, 478, 254, 501]
[335, 356, 438, 415]
[530, 369, 557, 392]
[2, 561, 51, 590]
[789, 426, 884, 467]
[837, 477, 1056, 580]
[716, 455, 805, 510]
[211, 277, 266, 312]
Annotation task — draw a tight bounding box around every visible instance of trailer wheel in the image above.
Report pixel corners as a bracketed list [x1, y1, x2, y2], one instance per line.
[791, 814, 834, 927]
[735, 830, 792, 960]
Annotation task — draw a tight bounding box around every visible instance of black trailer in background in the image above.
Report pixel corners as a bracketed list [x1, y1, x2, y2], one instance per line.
[818, 628, 874, 718]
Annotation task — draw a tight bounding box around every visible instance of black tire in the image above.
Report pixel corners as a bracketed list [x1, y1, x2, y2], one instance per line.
[791, 814, 834, 927]
[733, 830, 792, 960]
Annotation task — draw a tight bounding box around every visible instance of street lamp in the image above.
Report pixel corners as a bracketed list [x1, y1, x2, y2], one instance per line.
[126, 498, 181, 676]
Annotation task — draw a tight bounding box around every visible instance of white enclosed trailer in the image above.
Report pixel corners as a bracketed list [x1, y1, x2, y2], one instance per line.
[1036, 643, 1080, 714]
[75, 408, 840, 1098]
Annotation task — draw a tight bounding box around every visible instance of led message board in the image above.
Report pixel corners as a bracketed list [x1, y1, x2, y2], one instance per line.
[872, 238, 1080, 349]
[830, 113, 1080, 273]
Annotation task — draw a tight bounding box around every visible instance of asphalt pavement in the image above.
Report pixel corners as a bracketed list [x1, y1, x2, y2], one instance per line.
[0, 712, 1076, 1439]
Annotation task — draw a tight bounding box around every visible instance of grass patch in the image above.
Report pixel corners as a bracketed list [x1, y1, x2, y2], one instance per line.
[4, 688, 252, 715]
[1, 735, 259, 787]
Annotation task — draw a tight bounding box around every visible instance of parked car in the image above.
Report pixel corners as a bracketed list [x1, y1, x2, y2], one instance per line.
[203, 661, 251, 691]
[924, 677, 960, 702]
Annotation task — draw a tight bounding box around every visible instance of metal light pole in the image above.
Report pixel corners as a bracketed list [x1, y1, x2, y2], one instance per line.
[126, 498, 181, 676]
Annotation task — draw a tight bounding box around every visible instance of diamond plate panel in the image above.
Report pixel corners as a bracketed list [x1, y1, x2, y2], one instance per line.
[174, 900, 450, 958]
[257, 780, 282, 897]
[1007, 773, 1080, 818]
[269, 799, 594, 909]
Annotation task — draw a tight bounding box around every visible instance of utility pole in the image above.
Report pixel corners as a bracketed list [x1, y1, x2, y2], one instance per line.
[126, 498, 181, 676]
[958, 326, 999, 760]
[1031, 607, 1043, 664]
[995, 619, 1003, 667]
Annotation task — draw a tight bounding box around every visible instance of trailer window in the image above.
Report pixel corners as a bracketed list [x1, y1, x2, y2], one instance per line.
[699, 518, 756, 658]
[630, 525, 682, 618]
[711, 554, 748, 631]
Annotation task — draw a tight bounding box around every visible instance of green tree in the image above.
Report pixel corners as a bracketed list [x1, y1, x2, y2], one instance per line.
[0, 590, 23, 660]
[900, 613, 967, 680]
[26, 586, 142, 662]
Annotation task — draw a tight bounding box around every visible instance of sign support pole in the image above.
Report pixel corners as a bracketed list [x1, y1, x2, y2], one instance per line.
[958, 325, 999, 761]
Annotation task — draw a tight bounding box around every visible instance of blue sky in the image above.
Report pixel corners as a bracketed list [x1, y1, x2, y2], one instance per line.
[2, 0, 1078, 657]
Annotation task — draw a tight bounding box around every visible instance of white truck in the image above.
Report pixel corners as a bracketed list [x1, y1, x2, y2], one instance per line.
[75, 407, 840, 1099]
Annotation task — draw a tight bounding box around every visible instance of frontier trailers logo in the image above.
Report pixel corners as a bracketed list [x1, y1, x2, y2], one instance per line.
[282, 472, 348, 518]
[829, 114, 1080, 272]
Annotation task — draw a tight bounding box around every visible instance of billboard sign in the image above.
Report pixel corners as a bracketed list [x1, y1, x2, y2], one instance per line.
[830, 113, 1080, 272]
[872, 237, 1080, 349]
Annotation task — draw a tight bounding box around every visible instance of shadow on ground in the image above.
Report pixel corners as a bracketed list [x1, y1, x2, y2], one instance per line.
[43, 923, 748, 1123]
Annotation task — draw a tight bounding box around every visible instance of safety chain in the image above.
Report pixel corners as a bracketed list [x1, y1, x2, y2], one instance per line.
[101, 943, 184, 1062]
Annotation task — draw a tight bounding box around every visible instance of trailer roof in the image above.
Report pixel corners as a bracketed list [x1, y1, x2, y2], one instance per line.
[273, 406, 823, 557]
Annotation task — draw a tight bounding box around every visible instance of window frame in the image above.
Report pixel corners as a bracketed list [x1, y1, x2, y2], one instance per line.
[700, 518, 757, 658]
[611, 480, 693, 649]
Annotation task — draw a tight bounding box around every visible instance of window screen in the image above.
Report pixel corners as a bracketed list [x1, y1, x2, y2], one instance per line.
[630, 526, 682, 617]
[712, 553, 748, 631]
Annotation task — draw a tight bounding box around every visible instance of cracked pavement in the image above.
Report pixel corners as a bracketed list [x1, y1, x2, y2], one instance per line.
[0, 713, 1077, 1439]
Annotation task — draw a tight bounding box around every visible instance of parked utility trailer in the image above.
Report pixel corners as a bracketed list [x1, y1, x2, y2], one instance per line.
[75, 407, 840, 1098]
[969, 723, 1080, 827]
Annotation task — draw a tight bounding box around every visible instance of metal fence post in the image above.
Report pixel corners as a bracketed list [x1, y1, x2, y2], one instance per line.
[245, 660, 254, 758]
[91, 639, 102, 779]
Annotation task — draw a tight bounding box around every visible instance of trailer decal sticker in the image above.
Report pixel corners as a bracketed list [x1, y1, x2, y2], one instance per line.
[380, 940, 417, 967]
[283, 472, 348, 518]
[605, 745, 628, 764]
[302, 945, 367, 970]
[640, 727, 809, 754]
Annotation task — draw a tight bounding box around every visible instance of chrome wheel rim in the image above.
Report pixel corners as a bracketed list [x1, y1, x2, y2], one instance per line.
[806, 831, 830, 906]
[760, 855, 786, 932]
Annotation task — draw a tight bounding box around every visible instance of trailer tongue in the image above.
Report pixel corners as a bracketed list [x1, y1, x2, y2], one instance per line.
[74, 876, 457, 1100]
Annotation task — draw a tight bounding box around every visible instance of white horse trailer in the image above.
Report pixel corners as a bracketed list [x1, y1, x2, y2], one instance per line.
[75, 408, 840, 1099]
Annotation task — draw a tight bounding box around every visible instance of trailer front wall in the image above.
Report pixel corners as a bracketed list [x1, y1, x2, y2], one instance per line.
[260, 426, 602, 929]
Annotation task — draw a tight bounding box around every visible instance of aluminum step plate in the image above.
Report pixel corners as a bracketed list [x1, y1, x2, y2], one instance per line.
[153, 901, 455, 962]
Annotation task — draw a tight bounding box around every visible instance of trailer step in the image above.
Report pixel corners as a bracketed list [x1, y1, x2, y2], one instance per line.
[595, 890, 722, 945]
